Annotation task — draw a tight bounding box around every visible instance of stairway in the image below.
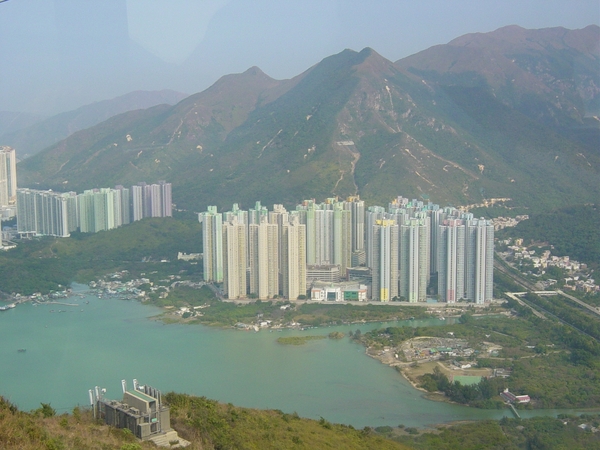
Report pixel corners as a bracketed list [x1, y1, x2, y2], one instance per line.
[148, 430, 191, 448]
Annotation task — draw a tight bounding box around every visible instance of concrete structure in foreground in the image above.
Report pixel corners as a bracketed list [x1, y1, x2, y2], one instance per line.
[91, 379, 189, 447]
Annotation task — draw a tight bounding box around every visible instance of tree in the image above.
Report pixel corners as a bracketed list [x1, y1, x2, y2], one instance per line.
[459, 312, 475, 324]
[36, 403, 56, 418]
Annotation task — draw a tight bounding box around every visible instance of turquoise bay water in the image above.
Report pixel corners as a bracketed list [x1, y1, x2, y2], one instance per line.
[0, 288, 587, 428]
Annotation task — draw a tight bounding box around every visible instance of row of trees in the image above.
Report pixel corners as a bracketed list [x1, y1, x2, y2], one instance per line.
[419, 367, 506, 408]
[524, 293, 600, 348]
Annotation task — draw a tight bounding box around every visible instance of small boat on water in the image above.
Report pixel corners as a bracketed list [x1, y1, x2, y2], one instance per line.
[17, 349, 26, 353]
[0, 303, 16, 311]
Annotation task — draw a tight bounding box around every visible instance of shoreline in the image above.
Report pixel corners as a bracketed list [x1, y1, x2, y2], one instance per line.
[6, 288, 600, 430]
[153, 307, 440, 330]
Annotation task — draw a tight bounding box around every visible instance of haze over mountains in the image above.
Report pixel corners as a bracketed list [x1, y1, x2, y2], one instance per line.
[0, 90, 187, 159]
[17, 25, 600, 213]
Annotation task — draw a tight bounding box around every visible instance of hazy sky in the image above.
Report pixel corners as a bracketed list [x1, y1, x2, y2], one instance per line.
[1, 0, 598, 114]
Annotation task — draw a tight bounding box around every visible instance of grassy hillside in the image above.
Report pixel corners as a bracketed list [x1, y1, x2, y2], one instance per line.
[166, 393, 408, 450]
[2, 393, 598, 450]
[0, 398, 157, 450]
[0, 394, 408, 450]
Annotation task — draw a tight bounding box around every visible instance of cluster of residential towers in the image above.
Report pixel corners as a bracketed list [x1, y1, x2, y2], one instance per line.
[16, 181, 172, 237]
[199, 196, 494, 304]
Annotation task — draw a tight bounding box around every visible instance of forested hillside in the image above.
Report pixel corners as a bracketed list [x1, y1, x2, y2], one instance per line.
[502, 204, 600, 267]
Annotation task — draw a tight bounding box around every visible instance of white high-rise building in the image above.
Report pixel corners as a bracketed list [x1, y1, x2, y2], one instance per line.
[222, 218, 247, 299]
[298, 200, 317, 265]
[297, 200, 333, 266]
[344, 196, 364, 253]
[78, 190, 95, 233]
[465, 218, 494, 304]
[371, 219, 399, 302]
[115, 185, 131, 225]
[249, 218, 279, 299]
[131, 185, 144, 222]
[399, 217, 429, 302]
[159, 181, 172, 217]
[249, 201, 268, 225]
[131, 181, 172, 221]
[438, 219, 465, 303]
[226, 203, 249, 268]
[77, 188, 122, 233]
[269, 204, 289, 290]
[365, 206, 386, 268]
[150, 183, 162, 217]
[281, 214, 306, 300]
[260, 219, 280, 299]
[16, 188, 75, 237]
[332, 202, 351, 277]
[199, 206, 223, 283]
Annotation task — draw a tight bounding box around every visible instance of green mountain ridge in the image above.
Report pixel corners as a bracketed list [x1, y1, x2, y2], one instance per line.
[17, 26, 600, 212]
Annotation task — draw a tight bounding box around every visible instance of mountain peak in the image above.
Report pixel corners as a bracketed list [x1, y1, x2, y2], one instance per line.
[352, 47, 396, 75]
[242, 66, 270, 78]
[358, 47, 376, 56]
[447, 24, 599, 55]
[17, 26, 600, 212]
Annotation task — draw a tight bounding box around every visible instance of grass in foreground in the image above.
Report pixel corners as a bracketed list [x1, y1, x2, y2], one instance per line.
[165, 393, 409, 450]
[0, 399, 156, 450]
[2, 394, 598, 450]
[0, 395, 408, 450]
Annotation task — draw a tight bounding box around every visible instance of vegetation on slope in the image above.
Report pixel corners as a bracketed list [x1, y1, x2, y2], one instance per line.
[500, 204, 600, 267]
[17, 28, 600, 213]
[393, 415, 600, 450]
[152, 393, 409, 450]
[356, 304, 600, 409]
[0, 394, 408, 450]
[2, 392, 598, 450]
[0, 398, 156, 450]
[0, 217, 201, 296]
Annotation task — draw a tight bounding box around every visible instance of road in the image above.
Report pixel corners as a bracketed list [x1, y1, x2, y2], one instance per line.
[504, 292, 546, 319]
[495, 253, 599, 341]
[556, 289, 600, 318]
[494, 258, 537, 291]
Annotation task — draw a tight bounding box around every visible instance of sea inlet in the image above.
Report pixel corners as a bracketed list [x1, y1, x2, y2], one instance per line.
[0, 286, 585, 428]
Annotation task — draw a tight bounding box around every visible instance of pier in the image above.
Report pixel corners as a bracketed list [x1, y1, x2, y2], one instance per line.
[35, 300, 79, 307]
[509, 403, 521, 419]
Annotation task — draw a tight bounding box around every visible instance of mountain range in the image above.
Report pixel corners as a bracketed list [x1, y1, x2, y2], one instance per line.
[1, 90, 188, 160]
[17, 25, 600, 212]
